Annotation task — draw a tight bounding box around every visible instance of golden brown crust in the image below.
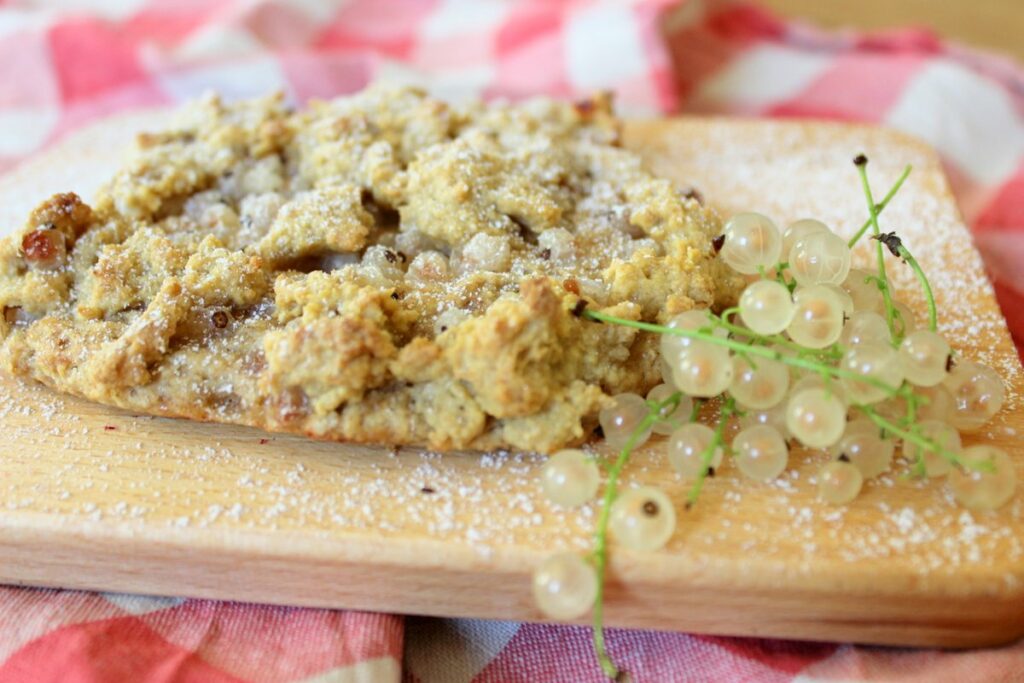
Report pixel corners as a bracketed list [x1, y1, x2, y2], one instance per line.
[0, 85, 740, 453]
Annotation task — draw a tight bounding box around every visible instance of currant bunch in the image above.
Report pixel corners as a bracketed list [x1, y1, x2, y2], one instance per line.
[529, 158, 1014, 679]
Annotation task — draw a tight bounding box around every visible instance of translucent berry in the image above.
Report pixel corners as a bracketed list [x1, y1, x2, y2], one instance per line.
[823, 283, 855, 319]
[788, 231, 852, 286]
[660, 357, 678, 389]
[903, 419, 961, 478]
[532, 553, 598, 619]
[833, 429, 894, 478]
[609, 486, 677, 551]
[659, 309, 723, 362]
[817, 461, 863, 504]
[949, 445, 1017, 510]
[915, 384, 955, 422]
[599, 393, 652, 451]
[738, 403, 791, 440]
[733, 425, 789, 481]
[672, 343, 734, 398]
[782, 218, 830, 256]
[841, 310, 891, 347]
[787, 285, 845, 349]
[899, 330, 951, 387]
[842, 269, 884, 313]
[790, 373, 848, 405]
[739, 279, 795, 335]
[729, 355, 789, 409]
[786, 387, 846, 448]
[720, 212, 782, 275]
[943, 360, 1005, 432]
[540, 449, 600, 507]
[647, 383, 692, 435]
[840, 342, 904, 404]
[667, 423, 723, 478]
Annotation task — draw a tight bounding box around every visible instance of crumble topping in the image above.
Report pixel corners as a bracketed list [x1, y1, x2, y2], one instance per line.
[0, 85, 740, 452]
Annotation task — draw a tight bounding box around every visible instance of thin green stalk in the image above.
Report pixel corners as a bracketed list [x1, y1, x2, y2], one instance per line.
[584, 310, 901, 396]
[689, 398, 703, 423]
[718, 311, 842, 362]
[858, 404, 988, 473]
[856, 160, 899, 338]
[591, 393, 679, 679]
[583, 309, 976, 472]
[686, 398, 734, 506]
[897, 245, 938, 332]
[848, 164, 913, 247]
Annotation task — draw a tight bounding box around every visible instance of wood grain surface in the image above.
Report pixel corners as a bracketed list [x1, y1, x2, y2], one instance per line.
[0, 112, 1022, 647]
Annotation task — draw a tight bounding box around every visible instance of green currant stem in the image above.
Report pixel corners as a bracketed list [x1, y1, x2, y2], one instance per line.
[718, 309, 842, 362]
[856, 160, 900, 339]
[896, 244, 938, 333]
[686, 397, 734, 506]
[583, 310, 977, 472]
[689, 398, 704, 423]
[583, 310, 901, 396]
[591, 393, 678, 679]
[847, 164, 913, 248]
[857, 404, 982, 472]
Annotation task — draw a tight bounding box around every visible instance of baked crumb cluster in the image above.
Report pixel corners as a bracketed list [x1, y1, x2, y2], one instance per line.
[0, 85, 738, 452]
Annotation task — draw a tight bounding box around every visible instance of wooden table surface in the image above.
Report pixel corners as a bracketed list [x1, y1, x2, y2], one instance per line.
[764, 0, 1024, 63]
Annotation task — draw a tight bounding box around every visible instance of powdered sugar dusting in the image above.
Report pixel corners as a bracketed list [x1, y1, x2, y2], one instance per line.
[0, 119, 1022, 610]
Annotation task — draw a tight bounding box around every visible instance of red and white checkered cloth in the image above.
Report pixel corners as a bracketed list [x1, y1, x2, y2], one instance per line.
[0, 1, 1022, 681]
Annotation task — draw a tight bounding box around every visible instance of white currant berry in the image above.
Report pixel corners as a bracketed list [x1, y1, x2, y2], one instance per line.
[842, 268, 884, 313]
[915, 384, 956, 422]
[647, 383, 692, 435]
[787, 284, 845, 349]
[720, 212, 782, 275]
[659, 309, 723, 362]
[532, 553, 598, 620]
[599, 393, 652, 451]
[903, 419, 961, 478]
[833, 430, 894, 478]
[818, 460, 864, 504]
[739, 280, 794, 335]
[667, 422, 723, 478]
[733, 425, 789, 481]
[943, 360, 1005, 432]
[788, 231, 852, 286]
[899, 330, 951, 387]
[609, 486, 677, 551]
[840, 342, 904, 404]
[782, 218, 830, 256]
[729, 355, 789, 409]
[672, 342, 734, 398]
[540, 449, 600, 507]
[841, 310, 891, 347]
[949, 445, 1016, 510]
[738, 403, 791, 440]
[786, 387, 846, 448]
[823, 283, 855, 320]
[790, 373, 848, 406]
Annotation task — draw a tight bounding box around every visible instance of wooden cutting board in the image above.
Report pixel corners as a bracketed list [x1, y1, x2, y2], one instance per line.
[1, 112, 1022, 648]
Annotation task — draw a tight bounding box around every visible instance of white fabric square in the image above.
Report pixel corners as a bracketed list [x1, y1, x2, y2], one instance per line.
[423, 0, 509, 40]
[694, 44, 832, 111]
[566, 2, 649, 90]
[156, 56, 290, 103]
[886, 60, 1024, 186]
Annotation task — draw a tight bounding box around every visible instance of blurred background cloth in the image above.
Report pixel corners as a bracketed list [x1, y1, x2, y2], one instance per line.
[0, 0, 1021, 681]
